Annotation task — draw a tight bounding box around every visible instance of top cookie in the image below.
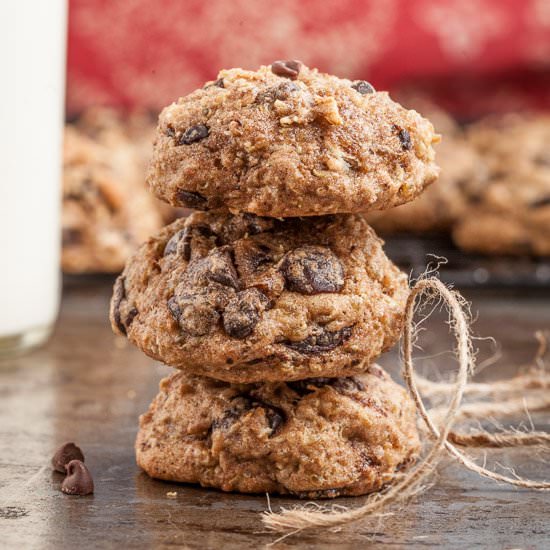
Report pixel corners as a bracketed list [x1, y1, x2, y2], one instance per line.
[147, 61, 440, 217]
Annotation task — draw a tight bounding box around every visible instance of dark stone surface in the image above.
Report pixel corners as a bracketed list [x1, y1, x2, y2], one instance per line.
[0, 278, 548, 549]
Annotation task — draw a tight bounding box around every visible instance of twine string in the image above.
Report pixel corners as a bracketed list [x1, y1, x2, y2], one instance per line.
[262, 278, 550, 535]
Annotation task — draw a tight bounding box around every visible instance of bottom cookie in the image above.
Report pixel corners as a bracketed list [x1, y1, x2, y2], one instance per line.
[136, 366, 420, 498]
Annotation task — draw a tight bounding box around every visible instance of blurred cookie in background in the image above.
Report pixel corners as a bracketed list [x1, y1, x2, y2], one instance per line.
[62, 123, 164, 273]
[63, 108, 184, 273]
[453, 114, 550, 256]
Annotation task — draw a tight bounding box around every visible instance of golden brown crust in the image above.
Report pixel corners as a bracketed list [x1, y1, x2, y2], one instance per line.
[147, 63, 440, 217]
[136, 367, 420, 497]
[110, 212, 409, 382]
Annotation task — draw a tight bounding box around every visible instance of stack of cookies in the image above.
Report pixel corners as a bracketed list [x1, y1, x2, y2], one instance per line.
[110, 61, 440, 497]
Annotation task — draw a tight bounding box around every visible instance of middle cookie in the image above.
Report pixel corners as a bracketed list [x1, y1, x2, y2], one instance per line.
[111, 212, 409, 382]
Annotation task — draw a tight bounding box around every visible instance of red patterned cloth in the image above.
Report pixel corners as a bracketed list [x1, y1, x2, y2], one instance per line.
[67, 0, 550, 117]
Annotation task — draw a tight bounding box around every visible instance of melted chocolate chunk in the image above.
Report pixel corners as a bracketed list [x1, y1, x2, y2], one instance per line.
[271, 60, 302, 79]
[51, 442, 85, 474]
[187, 248, 240, 289]
[125, 307, 138, 328]
[393, 125, 412, 151]
[281, 245, 345, 295]
[351, 80, 375, 95]
[169, 294, 220, 337]
[175, 190, 208, 210]
[61, 460, 94, 496]
[164, 224, 214, 261]
[283, 326, 352, 354]
[222, 288, 269, 339]
[178, 124, 210, 145]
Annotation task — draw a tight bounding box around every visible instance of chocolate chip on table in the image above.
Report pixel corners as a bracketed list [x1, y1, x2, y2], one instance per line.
[529, 196, 550, 209]
[175, 189, 208, 210]
[271, 60, 302, 79]
[61, 460, 94, 496]
[281, 245, 345, 295]
[283, 326, 353, 354]
[393, 125, 412, 151]
[178, 124, 210, 145]
[351, 80, 375, 95]
[51, 442, 85, 474]
[222, 288, 269, 339]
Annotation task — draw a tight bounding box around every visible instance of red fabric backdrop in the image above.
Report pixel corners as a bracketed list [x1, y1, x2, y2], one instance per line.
[66, 0, 550, 117]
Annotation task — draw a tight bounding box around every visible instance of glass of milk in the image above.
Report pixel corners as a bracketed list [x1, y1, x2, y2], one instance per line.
[0, 1, 67, 356]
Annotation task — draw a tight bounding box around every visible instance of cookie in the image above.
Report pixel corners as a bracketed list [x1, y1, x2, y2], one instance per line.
[367, 106, 486, 234]
[452, 172, 550, 256]
[62, 125, 163, 273]
[110, 212, 409, 382]
[147, 62, 440, 217]
[451, 114, 550, 256]
[136, 366, 420, 497]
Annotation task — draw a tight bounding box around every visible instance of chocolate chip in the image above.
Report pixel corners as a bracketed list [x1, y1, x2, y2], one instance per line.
[125, 307, 138, 327]
[164, 224, 214, 260]
[204, 78, 224, 89]
[351, 80, 375, 95]
[212, 396, 284, 436]
[62, 228, 83, 247]
[287, 377, 335, 396]
[188, 248, 240, 289]
[169, 294, 220, 337]
[222, 288, 269, 339]
[212, 396, 254, 431]
[283, 326, 352, 354]
[281, 245, 345, 295]
[271, 60, 302, 79]
[165, 124, 176, 138]
[178, 124, 209, 145]
[167, 297, 182, 322]
[529, 196, 550, 209]
[255, 81, 299, 103]
[331, 377, 365, 393]
[264, 406, 284, 434]
[61, 460, 94, 496]
[288, 376, 363, 396]
[112, 276, 128, 335]
[175, 190, 208, 210]
[393, 125, 412, 151]
[51, 442, 85, 474]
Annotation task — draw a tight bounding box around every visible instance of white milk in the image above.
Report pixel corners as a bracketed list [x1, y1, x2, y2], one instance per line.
[0, 1, 67, 354]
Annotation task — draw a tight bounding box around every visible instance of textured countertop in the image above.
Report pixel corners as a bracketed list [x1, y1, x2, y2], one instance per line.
[1, 277, 549, 549]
